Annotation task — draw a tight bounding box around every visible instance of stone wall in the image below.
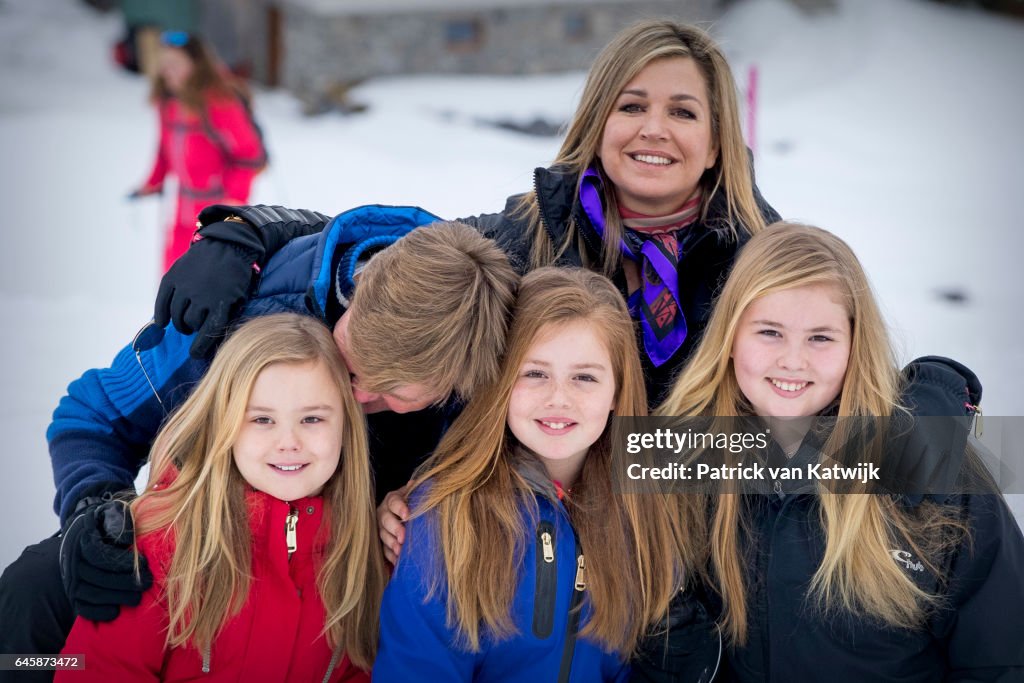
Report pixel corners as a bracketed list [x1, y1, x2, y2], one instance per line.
[279, 1, 719, 110]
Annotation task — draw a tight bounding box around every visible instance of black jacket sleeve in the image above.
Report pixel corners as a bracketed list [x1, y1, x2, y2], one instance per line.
[879, 356, 985, 500]
[901, 355, 982, 417]
[941, 492, 1024, 681]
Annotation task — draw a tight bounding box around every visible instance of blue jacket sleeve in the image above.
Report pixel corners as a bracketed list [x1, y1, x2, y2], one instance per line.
[47, 324, 205, 524]
[374, 513, 477, 681]
[942, 493, 1024, 681]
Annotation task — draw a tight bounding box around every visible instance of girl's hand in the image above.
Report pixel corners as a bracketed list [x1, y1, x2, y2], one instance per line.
[378, 484, 411, 565]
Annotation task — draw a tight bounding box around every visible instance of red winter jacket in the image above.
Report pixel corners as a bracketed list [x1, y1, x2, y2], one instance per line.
[58, 489, 369, 682]
[143, 92, 265, 270]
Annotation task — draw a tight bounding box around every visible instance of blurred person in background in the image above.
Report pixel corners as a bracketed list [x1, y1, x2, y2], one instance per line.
[129, 30, 266, 272]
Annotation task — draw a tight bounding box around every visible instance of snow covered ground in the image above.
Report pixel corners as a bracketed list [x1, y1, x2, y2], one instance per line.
[0, 0, 1021, 570]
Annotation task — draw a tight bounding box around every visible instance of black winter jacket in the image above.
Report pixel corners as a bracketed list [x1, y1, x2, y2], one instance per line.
[725, 491, 1023, 682]
[461, 165, 781, 407]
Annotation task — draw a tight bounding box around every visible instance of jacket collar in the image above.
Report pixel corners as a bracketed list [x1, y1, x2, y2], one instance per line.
[533, 165, 579, 252]
[532, 165, 746, 272]
[509, 444, 563, 505]
[245, 487, 327, 556]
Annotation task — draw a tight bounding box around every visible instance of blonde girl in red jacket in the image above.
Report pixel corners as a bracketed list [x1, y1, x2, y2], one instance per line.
[58, 313, 386, 681]
[132, 31, 266, 272]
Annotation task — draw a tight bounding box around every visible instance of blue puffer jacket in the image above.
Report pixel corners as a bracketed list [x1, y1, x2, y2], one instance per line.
[47, 204, 440, 524]
[374, 484, 629, 682]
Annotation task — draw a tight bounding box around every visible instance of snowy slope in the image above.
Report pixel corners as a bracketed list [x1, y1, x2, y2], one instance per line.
[0, 0, 1021, 569]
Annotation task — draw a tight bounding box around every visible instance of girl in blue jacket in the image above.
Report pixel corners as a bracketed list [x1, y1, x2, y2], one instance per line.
[654, 222, 1024, 682]
[374, 268, 688, 682]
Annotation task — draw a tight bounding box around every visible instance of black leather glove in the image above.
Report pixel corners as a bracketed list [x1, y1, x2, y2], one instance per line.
[59, 484, 153, 622]
[154, 204, 332, 359]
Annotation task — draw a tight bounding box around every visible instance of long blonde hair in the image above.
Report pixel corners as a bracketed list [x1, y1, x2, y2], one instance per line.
[519, 20, 768, 272]
[659, 222, 967, 643]
[132, 313, 386, 669]
[410, 268, 687, 654]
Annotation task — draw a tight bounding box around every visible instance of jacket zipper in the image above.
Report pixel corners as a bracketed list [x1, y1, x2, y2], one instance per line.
[968, 403, 983, 437]
[557, 538, 585, 683]
[762, 495, 790, 682]
[533, 170, 552, 244]
[197, 506, 300, 676]
[321, 644, 343, 683]
[286, 506, 298, 560]
[532, 521, 558, 638]
[130, 321, 167, 413]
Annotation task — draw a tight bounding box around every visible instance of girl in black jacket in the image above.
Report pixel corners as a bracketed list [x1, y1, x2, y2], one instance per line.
[652, 222, 1024, 682]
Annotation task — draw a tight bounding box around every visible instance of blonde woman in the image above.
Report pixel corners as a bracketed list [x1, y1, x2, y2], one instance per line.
[58, 313, 386, 681]
[374, 269, 687, 681]
[654, 223, 1024, 681]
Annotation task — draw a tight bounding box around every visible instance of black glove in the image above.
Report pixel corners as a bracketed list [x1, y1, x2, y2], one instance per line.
[154, 205, 332, 359]
[59, 485, 153, 622]
[154, 225, 261, 359]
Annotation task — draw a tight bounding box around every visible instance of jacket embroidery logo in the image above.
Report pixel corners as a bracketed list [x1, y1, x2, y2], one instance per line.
[890, 549, 924, 572]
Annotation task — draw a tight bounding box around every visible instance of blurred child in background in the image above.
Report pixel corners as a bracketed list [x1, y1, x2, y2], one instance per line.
[131, 30, 265, 271]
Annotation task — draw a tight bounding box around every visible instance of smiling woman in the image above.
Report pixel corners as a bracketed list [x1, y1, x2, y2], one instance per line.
[460, 20, 781, 407]
[598, 56, 719, 217]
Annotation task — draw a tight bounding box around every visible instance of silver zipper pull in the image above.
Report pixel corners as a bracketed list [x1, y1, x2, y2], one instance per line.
[541, 532, 554, 563]
[286, 507, 298, 558]
[574, 554, 586, 591]
[970, 404, 983, 438]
